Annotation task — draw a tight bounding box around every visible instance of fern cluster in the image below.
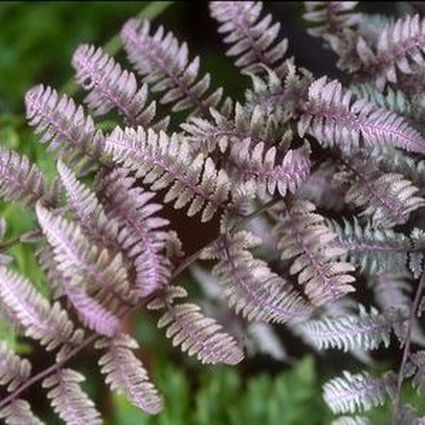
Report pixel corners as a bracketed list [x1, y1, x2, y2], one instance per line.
[2, 1, 425, 424]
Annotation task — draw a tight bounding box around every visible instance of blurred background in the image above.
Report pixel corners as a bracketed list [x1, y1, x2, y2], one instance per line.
[0, 2, 414, 424]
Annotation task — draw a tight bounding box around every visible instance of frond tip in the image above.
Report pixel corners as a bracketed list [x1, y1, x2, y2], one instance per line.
[96, 334, 163, 415]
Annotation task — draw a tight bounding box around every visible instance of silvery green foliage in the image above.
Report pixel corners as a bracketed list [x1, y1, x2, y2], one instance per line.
[2, 1, 425, 423]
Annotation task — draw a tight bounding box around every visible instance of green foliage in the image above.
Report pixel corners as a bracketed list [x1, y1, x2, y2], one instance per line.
[113, 356, 333, 425]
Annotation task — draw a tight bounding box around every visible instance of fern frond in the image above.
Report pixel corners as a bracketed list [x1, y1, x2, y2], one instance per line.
[0, 341, 31, 392]
[303, 2, 361, 38]
[201, 231, 312, 323]
[274, 200, 356, 306]
[0, 399, 44, 425]
[36, 203, 130, 298]
[345, 172, 424, 228]
[298, 76, 425, 155]
[96, 334, 163, 415]
[121, 18, 223, 115]
[328, 218, 411, 275]
[228, 141, 311, 198]
[209, 1, 288, 76]
[149, 286, 244, 365]
[64, 283, 120, 337]
[0, 147, 48, 206]
[323, 370, 397, 414]
[100, 168, 170, 298]
[72, 44, 168, 130]
[43, 368, 102, 425]
[104, 126, 230, 222]
[332, 417, 371, 425]
[246, 322, 288, 361]
[25, 84, 104, 163]
[356, 14, 425, 90]
[298, 305, 398, 352]
[410, 351, 425, 393]
[0, 268, 83, 356]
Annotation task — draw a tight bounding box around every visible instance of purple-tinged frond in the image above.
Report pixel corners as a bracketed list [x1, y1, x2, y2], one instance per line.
[36, 203, 129, 298]
[148, 286, 244, 365]
[64, 284, 120, 337]
[121, 19, 223, 115]
[96, 334, 163, 415]
[0, 268, 83, 354]
[0, 399, 45, 425]
[72, 44, 168, 130]
[209, 1, 288, 76]
[43, 368, 102, 425]
[201, 231, 312, 323]
[25, 84, 104, 164]
[0, 341, 31, 392]
[100, 168, 170, 298]
[299, 77, 425, 155]
[323, 370, 397, 414]
[104, 126, 230, 222]
[274, 200, 356, 306]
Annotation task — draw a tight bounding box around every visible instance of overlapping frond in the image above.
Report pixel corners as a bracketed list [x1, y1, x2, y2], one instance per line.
[72, 44, 168, 130]
[323, 370, 397, 414]
[104, 126, 230, 222]
[25, 84, 104, 163]
[201, 230, 312, 322]
[96, 334, 163, 415]
[121, 18, 223, 115]
[298, 76, 425, 155]
[0, 268, 83, 356]
[0, 400, 45, 425]
[209, 1, 288, 75]
[328, 218, 411, 275]
[149, 285, 244, 365]
[228, 141, 311, 198]
[36, 203, 129, 298]
[298, 305, 400, 352]
[345, 172, 424, 228]
[274, 200, 355, 306]
[100, 168, 170, 298]
[410, 351, 425, 393]
[303, 2, 361, 38]
[0, 147, 47, 206]
[0, 341, 31, 392]
[356, 14, 425, 90]
[43, 368, 102, 425]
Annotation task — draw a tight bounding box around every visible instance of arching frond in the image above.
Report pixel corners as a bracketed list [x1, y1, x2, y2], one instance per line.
[323, 370, 397, 415]
[104, 126, 230, 222]
[0, 341, 31, 392]
[96, 334, 163, 415]
[121, 18, 223, 115]
[332, 417, 371, 425]
[0, 147, 48, 206]
[298, 305, 401, 352]
[209, 1, 288, 75]
[100, 168, 170, 298]
[298, 77, 425, 155]
[303, 2, 361, 38]
[0, 268, 83, 357]
[72, 44, 168, 130]
[43, 368, 102, 425]
[149, 286, 244, 365]
[328, 218, 411, 275]
[356, 14, 425, 90]
[25, 84, 104, 164]
[274, 200, 356, 306]
[36, 204, 130, 298]
[228, 141, 311, 198]
[201, 230, 312, 322]
[0, 400, 45, 425]
[345, 172, 424, 228]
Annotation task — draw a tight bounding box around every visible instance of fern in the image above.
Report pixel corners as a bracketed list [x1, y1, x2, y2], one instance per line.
[274, 200, 356, 306]
[209, 1, 288, 76]
[0, 400, 44, 425]
[0, 342, 31, 392]
[121, 18, 223, 115]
